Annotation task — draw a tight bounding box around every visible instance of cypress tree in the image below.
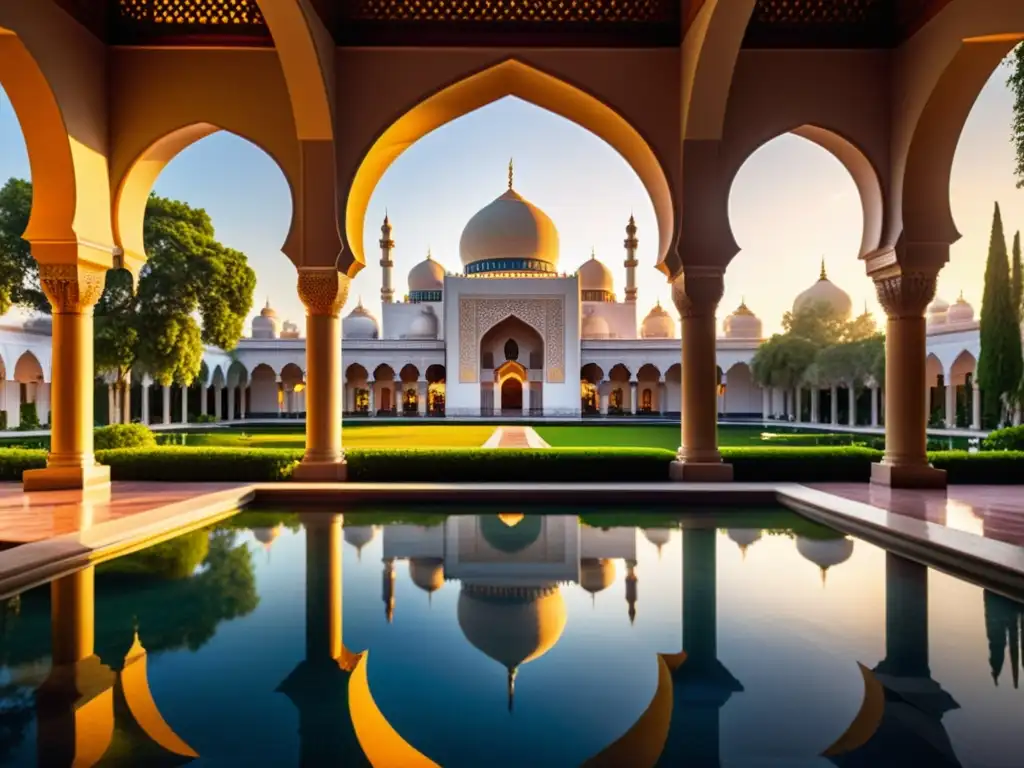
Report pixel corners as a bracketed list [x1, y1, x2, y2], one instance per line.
[977, 203, 1023, 426]
[1014, 231, 1023, 324]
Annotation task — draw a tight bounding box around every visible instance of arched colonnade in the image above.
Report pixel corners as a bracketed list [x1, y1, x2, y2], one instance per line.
[1, 0, 1021, 488]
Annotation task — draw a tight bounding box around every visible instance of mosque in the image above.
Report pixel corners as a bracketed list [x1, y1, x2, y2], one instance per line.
[0, 167, 991, 430]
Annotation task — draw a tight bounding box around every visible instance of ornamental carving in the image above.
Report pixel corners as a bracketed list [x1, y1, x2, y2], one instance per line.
[752, 0, 887, 26]
[670, 271, 724, 319]
[351, 0, 675, 23]
[118, 0, 265, 25]
[298, 269, 350, 317]
[873, 272, 937, 319]
[39, 264, 107, 314]
[459, 297, 564, 384]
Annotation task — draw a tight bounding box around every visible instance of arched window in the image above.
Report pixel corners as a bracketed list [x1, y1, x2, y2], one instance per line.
[504, 339, 519, 362]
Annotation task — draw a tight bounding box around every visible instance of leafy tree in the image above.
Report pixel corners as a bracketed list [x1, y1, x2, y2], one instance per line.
[0, 179, 47, 314]
[782, 301, 849, 347]
[1010, 43, 1024, 189]
[751, 334, 818, 390]
[977, 202, 1023, 426]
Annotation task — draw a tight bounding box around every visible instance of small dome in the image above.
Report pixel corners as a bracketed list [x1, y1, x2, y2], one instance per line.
[408, 306, 439, 340]
[641, 302, 676, 339]
[280, 320, 300, 339]
[579, 251, 615, 297]
[252, 298, 281, 339]
[580, 558, 616, 595]
[643, 527, 673, 553]
[459, 162, 559, 275]
[796, 536, 854, 584]
[581, 310, 612, 340]
[343, 300, 380, 340]
[409, 557, 445, 594]
[343, 525, 378, 556]
[723, 300, 763, 340]
[252, 525, 283, 549]
[408, 251, 445, 293]
[727, 528, 762, 555]
[793, 260, 853, 319]
[947, 292, 974, 324]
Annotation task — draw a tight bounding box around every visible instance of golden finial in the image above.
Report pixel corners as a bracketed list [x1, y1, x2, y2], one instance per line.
[508, 158, 514, 190]
[820, 258, 828, 281]
[427, 247, 432, 260]
[591, 246, 596, 260]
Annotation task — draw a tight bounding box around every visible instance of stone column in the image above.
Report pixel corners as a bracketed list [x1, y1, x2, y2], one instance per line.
[214, 386, 223, 421]
[829, 386, 839, 425]
[599, 387, 609, 415]
[417, 381, 427, 416]
[670, 270, 732, 481]
[794, 387, 802, 423]
[162, 385, 172, 425]
[810, 389, 819, 424]
[181, 385, 189, 425]
[848, 386, 857, 427]
[971, 381, 981, 430]
[493, 381, 501, 415]
[200, 385, 208, 417]
[240, 387, 247, 420]
[294, 268, 349, 481]
[872, 270, 946, 488]
[761, 388, 770, 421]
[658, 380, 667, 414]
[227, 386, 235, 422]
[870, 386, 879, 427]
[107, 383, 117, 425]
[944, 379, 955, 429]
[368, 380, 375, 415]
[141, 379, 151, 426]
[523, 379, 531, 413]
[630, 380, 638, 415]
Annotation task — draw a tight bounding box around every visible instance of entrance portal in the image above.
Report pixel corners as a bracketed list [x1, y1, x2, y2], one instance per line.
[501, 378, 523, 412]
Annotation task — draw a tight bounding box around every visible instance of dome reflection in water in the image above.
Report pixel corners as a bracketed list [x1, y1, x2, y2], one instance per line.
[2, 510, 1023, 766]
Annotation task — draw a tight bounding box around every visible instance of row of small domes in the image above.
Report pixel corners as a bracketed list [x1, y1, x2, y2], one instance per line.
[928, 293, 976, 326]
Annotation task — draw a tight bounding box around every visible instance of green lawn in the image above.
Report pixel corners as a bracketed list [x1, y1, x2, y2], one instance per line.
[536, 425, 772, 449]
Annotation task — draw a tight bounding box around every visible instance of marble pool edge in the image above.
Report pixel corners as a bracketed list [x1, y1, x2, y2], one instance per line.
[0, 481, 1022, 602]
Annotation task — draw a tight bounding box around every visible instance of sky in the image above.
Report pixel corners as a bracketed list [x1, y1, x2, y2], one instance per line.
[0, 55, 1021, 336]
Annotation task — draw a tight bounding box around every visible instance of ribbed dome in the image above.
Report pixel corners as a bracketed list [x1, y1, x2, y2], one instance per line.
[793, 260, 853, 319]
[409, 557, 444, 594]
[343, 525, 378, 555]
[928, 297, 950, 326]
[727, 528, 762, 557]
[408, 252, 445, 293]
[408, 306, 439, 339]
[580, 558, 616, 595]
[947, 292, 975, 324]
[641, 302, 676, 339]
[579, 251, 614, 296]
[581, 310, 612, 340]
[723, 300, 763, 339]
[459, 167, 559, 275]
[342, 300, 380, 340]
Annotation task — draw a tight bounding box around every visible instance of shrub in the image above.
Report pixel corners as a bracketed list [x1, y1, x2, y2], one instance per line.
[94, 423, 157, 451]
[345, 447, 676, 483]
[759, 433, 858, 447]
[982, 425, 1024, 451]
[96, 447, 302, 482]
[0, 411, 7, 431]
[16, 404, 40, 431]
[928, 451, 1024, 484]
[721, 447, 883, 482]
[195, 414, 217, 424]
[0, 448, 47, 481]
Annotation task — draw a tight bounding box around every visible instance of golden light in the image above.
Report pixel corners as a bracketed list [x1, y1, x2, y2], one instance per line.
[293, 383, 305, 393]
[498, 513, 524, 528]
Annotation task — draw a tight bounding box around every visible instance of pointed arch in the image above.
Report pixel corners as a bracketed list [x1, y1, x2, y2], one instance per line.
[345, 58, 673, 276]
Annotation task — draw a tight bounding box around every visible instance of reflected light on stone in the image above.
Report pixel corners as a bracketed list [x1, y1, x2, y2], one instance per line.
[498, 512, 524, 528]
[943, 499, 985, 537]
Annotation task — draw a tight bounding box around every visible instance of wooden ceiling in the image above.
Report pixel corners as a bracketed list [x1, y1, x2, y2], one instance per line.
[51, 0, 957, 49]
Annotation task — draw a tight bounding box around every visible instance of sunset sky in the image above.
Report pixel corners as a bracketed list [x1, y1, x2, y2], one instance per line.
[0, 55, 1021, 336]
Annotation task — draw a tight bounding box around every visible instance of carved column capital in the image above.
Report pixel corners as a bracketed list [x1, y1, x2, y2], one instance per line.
[671, 268, 725, 318]
[39, 263, 107, 314]
[873, 270, 937, 319]
[297, 268, 350, 317]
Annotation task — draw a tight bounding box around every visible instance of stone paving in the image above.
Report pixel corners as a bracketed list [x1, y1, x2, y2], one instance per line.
[481, 426, 550, 448]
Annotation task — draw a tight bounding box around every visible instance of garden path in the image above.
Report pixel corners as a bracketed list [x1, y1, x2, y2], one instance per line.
[482, 426, 550, 448]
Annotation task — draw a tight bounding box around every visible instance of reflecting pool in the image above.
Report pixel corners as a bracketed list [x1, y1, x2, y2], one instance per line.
[1, 508, 1023, 766]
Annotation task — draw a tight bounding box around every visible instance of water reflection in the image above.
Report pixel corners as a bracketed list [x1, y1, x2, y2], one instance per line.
[0, 511, 1022, 766]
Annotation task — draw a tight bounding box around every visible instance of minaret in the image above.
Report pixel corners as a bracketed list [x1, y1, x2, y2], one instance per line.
[382, 558, 396, 624]
[379, 212, 395, 304]
[623, 214, 638, 302]
[625, 559, 638, 625]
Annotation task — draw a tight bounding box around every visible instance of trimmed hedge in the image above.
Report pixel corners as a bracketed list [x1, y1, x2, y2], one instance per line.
[983, 425, 1024, 451]
[94, 424, 156, 451]
[721, 447, 883, 482]
[2, 445, 1024, 485]
[759, 433, 859, 447]
[345, 447, 677, 483]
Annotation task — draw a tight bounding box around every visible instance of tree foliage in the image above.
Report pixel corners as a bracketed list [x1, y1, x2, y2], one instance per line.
[751, 334, 818, 390]
[1013, 230, 1023, 325]
[1010, 43, 1024, 189]
[0, 179, 257, 389]
[977, 202, 1023, 426]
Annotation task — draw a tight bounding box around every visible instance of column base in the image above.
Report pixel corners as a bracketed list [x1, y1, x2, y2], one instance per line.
[870, 461, 947, 490]
[669, 460, 734, 482]
[292, 459, 348, 483]
[23, 463, 111, 493]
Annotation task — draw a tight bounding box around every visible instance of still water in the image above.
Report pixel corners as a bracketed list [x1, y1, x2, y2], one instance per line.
[1, 508, 1023, 767]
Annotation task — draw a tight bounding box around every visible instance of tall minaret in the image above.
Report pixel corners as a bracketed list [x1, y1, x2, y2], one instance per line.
[379, 212, 395, 304]
[623, 214, 638, 303]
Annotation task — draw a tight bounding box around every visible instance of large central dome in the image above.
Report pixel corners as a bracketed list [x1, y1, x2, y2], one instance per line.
[459, 161, 559, 276]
